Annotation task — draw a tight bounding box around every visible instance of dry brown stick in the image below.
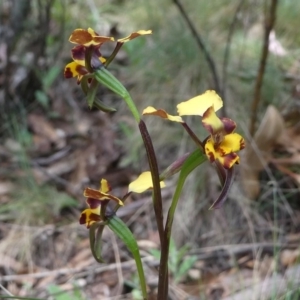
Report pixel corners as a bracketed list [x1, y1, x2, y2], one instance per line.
[0, 256, 156, 282]
[222, 0, 246, 100]
[172, 0, 222, 103]
[249, 0, 278, 136]
[189, 242, 295, 256]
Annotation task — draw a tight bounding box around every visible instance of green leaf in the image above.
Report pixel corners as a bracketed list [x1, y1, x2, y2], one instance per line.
[94, 68, 128, 98]
[47, 284, 74, 300]
[35, 90, 49, 108]
[108, 215, 147, 300]
[43, 65, 61, 89]
[87, 79, 99, 108]
[149, 248, 161, 260]
[177, 244, 190, 263]
[175, 256, 197, 284]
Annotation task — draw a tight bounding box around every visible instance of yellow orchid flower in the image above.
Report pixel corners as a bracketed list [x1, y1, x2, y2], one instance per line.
[64, 45, 106, 82]
[142, 90, 245, 169]
[79, 179, 123, 228]
[142, 90, 222, 122]
[69, 28, 152, 46]
[64, 28, 152, 83]
[202, 106, 245, 168]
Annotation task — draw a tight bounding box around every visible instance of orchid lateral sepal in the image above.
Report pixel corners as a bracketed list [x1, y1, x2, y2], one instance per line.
[89, 222, 106, 263]
[81, 75, 117, 112]
[87, 78, 99, 108]
[107, 215, 147, 299]
[209, 166, 235, 210]
[93, 99, 117, 113]
[214, 159, 226, 186]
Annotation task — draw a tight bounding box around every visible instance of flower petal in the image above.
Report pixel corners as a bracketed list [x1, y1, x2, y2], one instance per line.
[64, 61, 87, 79]
[218, 152, 240, 169]
[202, 106, 225, 135]
[219, 133, 245, 155]
[220, 117, 236, 134]
[86, 197, 105, 209]
[100, 179, 111, 193]
[84, 187, 124, 206]
[177, 90, 223, 116]
[84, 187, 107, 200]
[117, 30, 152, 43]
[204, 138, 217, 163]
[143, 106, 183, 123]
[71, 45, 86, 62]
[128, 171, 166, 193]
[79, 208, 102, 228]
[205, 134, 244, 168]
[69, 28, 114, 46]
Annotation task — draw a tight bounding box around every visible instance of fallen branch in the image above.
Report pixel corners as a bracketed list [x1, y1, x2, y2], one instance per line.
[249, 0, 278, 136]
[172, 0, 222, 101]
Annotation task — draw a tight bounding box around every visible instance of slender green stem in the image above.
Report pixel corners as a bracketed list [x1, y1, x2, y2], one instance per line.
[123, 92, 141, 123]
[158, 149, 207, 299]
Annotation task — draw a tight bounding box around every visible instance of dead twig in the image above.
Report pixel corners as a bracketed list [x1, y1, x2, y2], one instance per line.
[0, 256, 156, 282]
[249, 0, 278, 136]
[222, 0, 246, 99]
[172, 0, 222, 105]
[0, 283, 14, 296]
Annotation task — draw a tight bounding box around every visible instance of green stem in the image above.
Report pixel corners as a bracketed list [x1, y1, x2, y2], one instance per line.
[158, 149, 207, 299]
[123, 92, 141, 123]
[108, 215, 147, 299]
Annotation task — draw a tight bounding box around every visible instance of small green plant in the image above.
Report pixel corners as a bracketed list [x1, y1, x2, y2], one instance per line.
[150, 238, 197, 284]
[125, 273, 144, 300]
[47, 284, 84, 300]
[35, 65, 61, 109]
